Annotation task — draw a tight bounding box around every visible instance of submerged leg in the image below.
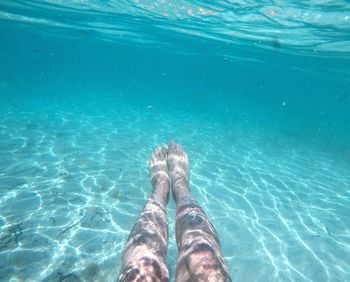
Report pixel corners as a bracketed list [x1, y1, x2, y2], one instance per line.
[118, 146, 170, 282]
[168, 142, 231, 282]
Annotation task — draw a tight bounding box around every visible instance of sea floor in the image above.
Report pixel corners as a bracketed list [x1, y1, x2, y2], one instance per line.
[0, 97, 349, 281]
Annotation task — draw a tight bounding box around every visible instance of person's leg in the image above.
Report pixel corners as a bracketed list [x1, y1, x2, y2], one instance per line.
[168, 142, 231, 282]
[118, 146, 170, 282]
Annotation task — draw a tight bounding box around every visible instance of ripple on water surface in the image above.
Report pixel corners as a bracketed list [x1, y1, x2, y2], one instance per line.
[1, 0, 350, 56]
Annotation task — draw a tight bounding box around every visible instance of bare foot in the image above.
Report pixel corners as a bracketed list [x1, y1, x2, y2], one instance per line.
[149, 146, 170, 204]
[167, 141, 190, 202]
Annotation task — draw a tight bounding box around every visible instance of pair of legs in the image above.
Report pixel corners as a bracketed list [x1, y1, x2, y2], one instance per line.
[118, 142, 231, 282]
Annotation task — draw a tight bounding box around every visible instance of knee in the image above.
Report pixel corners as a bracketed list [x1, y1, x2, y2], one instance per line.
[119, 256, 169, 282]
[188, 242, 219, 268]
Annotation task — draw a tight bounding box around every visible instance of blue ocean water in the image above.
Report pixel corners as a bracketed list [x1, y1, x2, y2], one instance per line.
[1, 0, 350, 281]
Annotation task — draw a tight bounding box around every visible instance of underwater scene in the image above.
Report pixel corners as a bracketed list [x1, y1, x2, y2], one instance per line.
[0, 0, 350, 281]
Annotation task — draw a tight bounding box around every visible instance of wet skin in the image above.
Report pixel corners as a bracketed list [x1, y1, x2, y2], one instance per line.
[118, 142, 231, 282]
[118, 146, 170, 282]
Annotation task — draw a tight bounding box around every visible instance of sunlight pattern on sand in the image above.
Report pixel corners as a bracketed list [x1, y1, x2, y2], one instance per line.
[0, 101, 349, 281]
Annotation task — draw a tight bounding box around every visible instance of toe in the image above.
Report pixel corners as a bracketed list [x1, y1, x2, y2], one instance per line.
[150, 145, 168, 167]
[175, 144, 183, 155]
[155, 146, 163, 156]
[160, 146, 168, 160]
[168, 141, 176, 153]
[176, 144, 186, 159]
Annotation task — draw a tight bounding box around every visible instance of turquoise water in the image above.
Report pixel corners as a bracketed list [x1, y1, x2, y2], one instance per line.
[1, 0, 350, 281]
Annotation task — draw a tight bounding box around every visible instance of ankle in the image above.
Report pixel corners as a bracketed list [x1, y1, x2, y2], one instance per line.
[153, 183, 170, 204]
[172, 184, 191, 203]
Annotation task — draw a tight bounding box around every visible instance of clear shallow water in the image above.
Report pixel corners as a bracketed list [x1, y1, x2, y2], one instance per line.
[1, 1, 350, 281]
